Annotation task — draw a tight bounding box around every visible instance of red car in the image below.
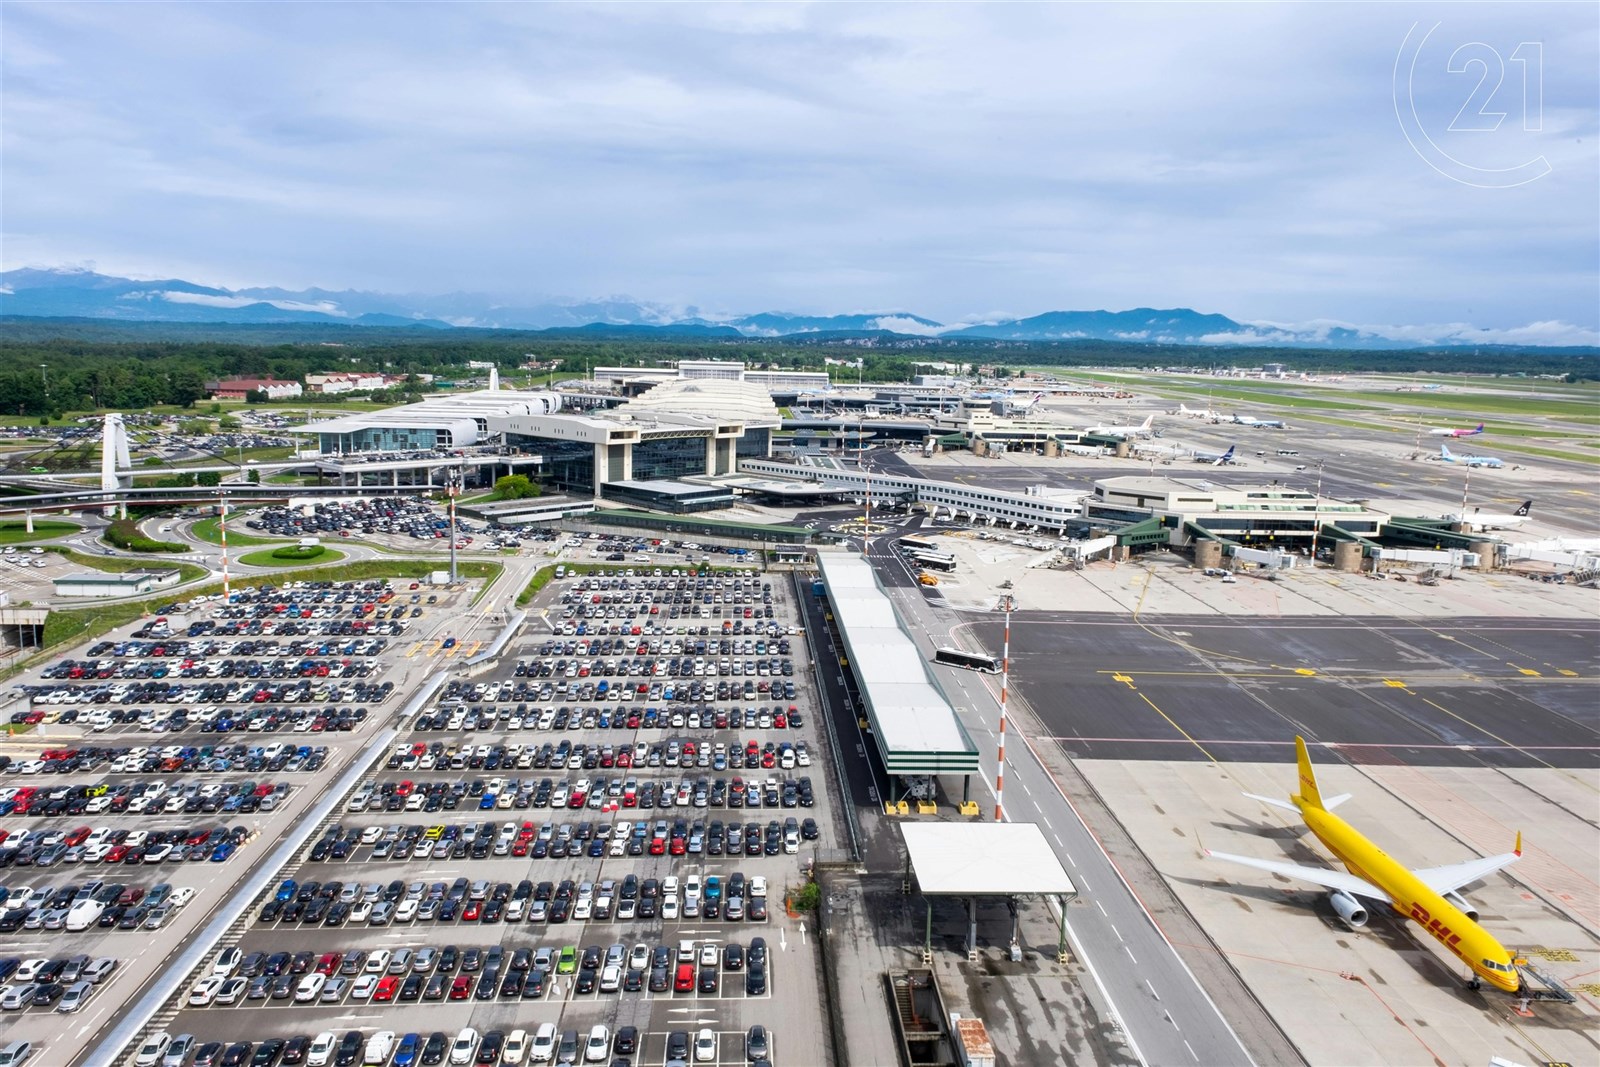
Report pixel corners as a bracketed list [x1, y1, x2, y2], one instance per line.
[674, 963, 696, 992]
[316, 953, 342, 976]
[449, 975, 473, 1000]
[374, 976, 400, 1002]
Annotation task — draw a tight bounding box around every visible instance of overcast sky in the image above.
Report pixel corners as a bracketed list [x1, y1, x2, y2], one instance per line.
[3, 3, 1596, 336]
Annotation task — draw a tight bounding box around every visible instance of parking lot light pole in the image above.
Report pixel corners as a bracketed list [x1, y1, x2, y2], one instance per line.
[219, 494, 231, 603]
[447, 469, 462, 583]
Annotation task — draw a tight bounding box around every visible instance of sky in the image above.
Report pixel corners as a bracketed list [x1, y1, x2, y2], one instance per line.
[3, 2, 1597, 338]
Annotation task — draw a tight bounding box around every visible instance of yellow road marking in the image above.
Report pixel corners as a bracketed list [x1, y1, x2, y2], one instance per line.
[1508, 661, 1543, 676]
[1383, 678, 1407, 688]
[1557, 668, 1579, 677]
[405, 643, 422, 659]
[1136, 692, 1217, 762]
[1111, 673, 1135, 689]
[1295, 668, 1317, 676]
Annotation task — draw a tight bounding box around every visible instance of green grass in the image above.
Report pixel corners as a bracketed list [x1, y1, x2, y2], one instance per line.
[43, 547, 208, 583]
[190, 514, 290, 547]
[0, 520, 80, 545]
[239, 546, 346, 568]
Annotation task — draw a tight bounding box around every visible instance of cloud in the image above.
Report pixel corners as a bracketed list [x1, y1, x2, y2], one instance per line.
[151, 290, 347, 315]
[0, 4, 1593, 328]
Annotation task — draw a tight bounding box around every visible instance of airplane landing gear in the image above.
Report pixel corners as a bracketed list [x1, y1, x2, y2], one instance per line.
[1468, 976, 1482, 991]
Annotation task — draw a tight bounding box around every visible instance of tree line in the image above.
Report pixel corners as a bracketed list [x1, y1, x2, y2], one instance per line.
[0, 324, 1593, 418]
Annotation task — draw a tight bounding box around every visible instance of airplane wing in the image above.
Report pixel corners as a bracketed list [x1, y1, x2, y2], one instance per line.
[1204, 849, 1391, 902]
[1413, 847, 1521, 896]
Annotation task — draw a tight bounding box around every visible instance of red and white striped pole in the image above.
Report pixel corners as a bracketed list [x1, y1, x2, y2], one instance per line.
[219, 495, 231, 604]
[995, 594, 1013, 822]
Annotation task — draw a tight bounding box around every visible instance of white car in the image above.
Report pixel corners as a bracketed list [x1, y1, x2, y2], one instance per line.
[210, 946, 241, 976]
[12, 959, 48, 983]
[187, 976, 225, 1006]
[449, 1028, 479, 1066]
[295, 973, 327, 1002]
[693, 1028, 717, 1063]
[501, 1029, 529, 1066]
[214, 977, 248, 1005]
[583, 1026, 610, 1064]
[749, 875, 768, 899]
[133, 1032, 173, 1067]
[306, 1032, 337, 1067]
[349, 973, 379, 1000]
[529, 1023, 557, 1064]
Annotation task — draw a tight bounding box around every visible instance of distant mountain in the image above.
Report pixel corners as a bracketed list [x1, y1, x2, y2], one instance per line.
[948, 307, 1244, 343]
[1, 268, 1592, 348]
[730, 311, 944, 336]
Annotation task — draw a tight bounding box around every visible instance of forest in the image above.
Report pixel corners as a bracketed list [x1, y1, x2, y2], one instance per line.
[0, 317, 1593, 419]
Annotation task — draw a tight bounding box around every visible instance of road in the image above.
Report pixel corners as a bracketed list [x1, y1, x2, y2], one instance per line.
[853, 528, 1265, 1067]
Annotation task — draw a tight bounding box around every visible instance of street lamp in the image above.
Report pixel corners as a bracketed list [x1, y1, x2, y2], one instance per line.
[994, 594, 1015, 822]
[446, 468, 463, 583]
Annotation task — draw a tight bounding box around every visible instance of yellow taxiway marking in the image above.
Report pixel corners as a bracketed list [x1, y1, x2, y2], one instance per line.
[1557, 668, 1579, 677]
[1136, 692, 1217, 763]
[1508, 662, 1543, 676]
[1383, 678, 1408, 688]
[1294, 668, 1317, 676]
[1111, 673, 1135, 689]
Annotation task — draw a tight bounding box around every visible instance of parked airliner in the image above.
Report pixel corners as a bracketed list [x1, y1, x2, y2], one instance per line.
[1206, 737, 1525, 993]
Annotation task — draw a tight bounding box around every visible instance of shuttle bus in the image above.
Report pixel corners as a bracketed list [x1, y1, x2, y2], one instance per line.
[934, 647, 1001, 674]
[898, 536, 939, 555]
[909, 550, 957, 572]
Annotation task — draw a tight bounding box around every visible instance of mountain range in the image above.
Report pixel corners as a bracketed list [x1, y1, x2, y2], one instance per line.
[1, 268, 1592, 349]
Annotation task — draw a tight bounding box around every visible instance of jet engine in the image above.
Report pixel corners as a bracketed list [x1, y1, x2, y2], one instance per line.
[1446, 892, 1479, 922]
[1329, 890, 1368, 929]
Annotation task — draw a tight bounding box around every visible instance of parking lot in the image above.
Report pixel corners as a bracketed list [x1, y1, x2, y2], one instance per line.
[0, 576, 484, 1063]
[140, 566, 828, 1065]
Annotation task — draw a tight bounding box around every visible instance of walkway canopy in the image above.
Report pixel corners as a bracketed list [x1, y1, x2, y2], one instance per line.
[816, 553, 980, 775]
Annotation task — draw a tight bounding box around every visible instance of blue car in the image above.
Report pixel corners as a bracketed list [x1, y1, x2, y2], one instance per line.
[392, 1033, 421, 1067]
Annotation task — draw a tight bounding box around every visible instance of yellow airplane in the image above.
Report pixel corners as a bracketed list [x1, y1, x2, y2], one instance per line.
[1205, 736, 1525, 993]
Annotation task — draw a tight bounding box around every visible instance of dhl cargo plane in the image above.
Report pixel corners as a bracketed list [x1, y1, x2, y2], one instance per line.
[1206, 737, 1525, 993]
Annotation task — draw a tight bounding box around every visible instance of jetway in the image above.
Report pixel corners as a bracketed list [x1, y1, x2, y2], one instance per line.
[1374, 547, 1481, 568]
[1504, 539, 1600, 571]
[1229, 546, 1296, 570]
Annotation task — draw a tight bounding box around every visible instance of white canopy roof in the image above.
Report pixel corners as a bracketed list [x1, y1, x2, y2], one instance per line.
[901, 823, 1076, 896]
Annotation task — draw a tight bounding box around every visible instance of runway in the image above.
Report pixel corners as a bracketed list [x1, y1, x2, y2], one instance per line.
[956, 612, 1600, 768]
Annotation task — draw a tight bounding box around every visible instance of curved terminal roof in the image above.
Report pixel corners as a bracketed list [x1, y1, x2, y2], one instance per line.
[816, 552, 980, 775]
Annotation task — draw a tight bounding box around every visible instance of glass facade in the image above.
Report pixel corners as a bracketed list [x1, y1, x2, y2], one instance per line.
[508, 434, 595, 494]
[632, 437, 709, 482]
[319, 426, 439, 453]
[736, 428, 770, 460]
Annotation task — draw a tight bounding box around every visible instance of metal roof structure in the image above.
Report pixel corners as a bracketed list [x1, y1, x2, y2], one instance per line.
[815, 552, 980, 775]
[901, 823, 1076, 897]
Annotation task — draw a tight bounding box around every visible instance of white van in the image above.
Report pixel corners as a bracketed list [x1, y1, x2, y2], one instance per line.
[65, 899, 104, 932]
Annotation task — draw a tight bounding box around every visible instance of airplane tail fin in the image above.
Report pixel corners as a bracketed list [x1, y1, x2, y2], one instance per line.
[1515, 500, 1533, 516]
[1140, 414, 1153, 430]
[1293, 736, 1325, 810]
[1472, 423, 1484, 434]
[1441, 445, 1454, 460]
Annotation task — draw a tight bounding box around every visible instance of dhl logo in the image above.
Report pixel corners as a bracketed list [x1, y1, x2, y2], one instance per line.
[1408, 903, 1462, 947]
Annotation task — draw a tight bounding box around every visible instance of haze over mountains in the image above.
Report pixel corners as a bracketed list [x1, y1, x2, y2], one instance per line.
[1, 268, 1593, 349]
